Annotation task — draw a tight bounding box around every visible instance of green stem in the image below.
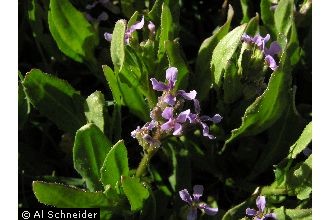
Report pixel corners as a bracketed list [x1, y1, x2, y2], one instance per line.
[135, 147, 158, 178]
[260, 186, 288, 195]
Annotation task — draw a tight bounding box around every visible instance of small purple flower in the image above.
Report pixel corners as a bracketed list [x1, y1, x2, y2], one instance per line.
[241, 33, 281, 71]
[179, 185, 218, 220]
[151, 67, 178, 92]
[104, 16, 145, 44]
[187, 99, 222, 139]
[246, 196, 277, 220]
[161, 107, 190, 136]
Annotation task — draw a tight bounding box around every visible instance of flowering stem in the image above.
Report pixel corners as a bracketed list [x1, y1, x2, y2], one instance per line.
[135, 147, 158, 178]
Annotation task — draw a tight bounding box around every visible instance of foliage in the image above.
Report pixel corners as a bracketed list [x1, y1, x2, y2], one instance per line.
[19, 0, 312, 219]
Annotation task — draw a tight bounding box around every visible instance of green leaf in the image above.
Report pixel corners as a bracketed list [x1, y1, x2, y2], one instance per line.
[73, 123, 112, 191]
[48, 0, 98, 63]
[165, 40, 190, 90]
[102, 64, 149, 121]
[274, 207, 312, 220]
[32, 181, 111, 208]
[111, 20, 126, 70]
[85, 91, 107, 132]
[168, 144, 191, 191]
[18, 82, 30, 129]
[246, 91, 306, 181]
[260, 0, 276, 36]
[101, 140, 129, 189]
[240, 0, 250, 23]
[287, 155, 312, 200]
[222, 199, 250, 220]
[211, 24, 246, 87]
[102, 65, 122, 105]
[288, 122, 312, 159]
[122, 176, 149, 211]
[274, 0, 294, 36]
[158, 3, 173, 59]
[148, 0, 163, 26]
[224, 57, 291, 146]
[194, 5, 234, 100]
[120, 0, 137, 18]
[22, 69, 86, 133]
[223, 60, 243, 103]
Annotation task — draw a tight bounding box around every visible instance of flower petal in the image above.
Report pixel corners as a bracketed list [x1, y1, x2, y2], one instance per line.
[256, 196, 266, 212]
[161, 107, 173, 120]
[161, 120, 173, 131]
[264, 55, 278, 71]
[241, 33, 252, 43]
[176, 109, 190, 123]
[173, 123, 183, 136]
[265, 41, 282, 56]
[211, 114, 222, 123]
[129, 16, 144, 31]
[187, 207, 198, 220]
[264, 213, 277, 219]
[200, 122, 215, 139]
[179, 189, 192, 204]
[131, 126, 140, 138]
[164, 93, 176, 106]
[148, 21, 156, 35]
[198, 203, 218, 216]
[246, 208, 257, 216]
[150, 78, 168, 91]
[166, 67, 178, 88]
[178, 90, 197, 100]
[104, 32, 112, 42]
[193, 99, 201, 113]
[192, 185, 203, 201]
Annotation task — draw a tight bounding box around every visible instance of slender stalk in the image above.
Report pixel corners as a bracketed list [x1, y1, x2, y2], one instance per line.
[135, 147, 158, 178]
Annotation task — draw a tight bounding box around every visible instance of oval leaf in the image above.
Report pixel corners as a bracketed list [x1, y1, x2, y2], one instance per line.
[122, 176, 149, 211]
[211, 24, 246, 87]
[32, 181, 110, 208]
[73, 123, 112, 191]
[22, 69, 86, 133]
[101, 140, 129, 189]
[85, 91, 107, 132]
[194, 4, 234, 99]
[48, 0, 98, 63]
[111, 19, 126, 70]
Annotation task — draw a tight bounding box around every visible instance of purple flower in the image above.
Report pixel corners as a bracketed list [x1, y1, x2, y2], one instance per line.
[241, 33, 281, 71]
[161, 107, 190, 136]
[104, 16, 145, 44]
[187, 99, 222, 139]
[151, 67, 197, 105]
[151, 67, 178, 92]
[246, 196, 277, 220]
[179, 185, 218, 220]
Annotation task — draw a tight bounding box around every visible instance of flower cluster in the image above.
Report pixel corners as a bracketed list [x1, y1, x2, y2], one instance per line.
[179, 185, 218, 220]
[241, 33, 282, 71]
[246, 196, 277, 220]
[104, 16, 155, 44]
[131, 67, 222, 149]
